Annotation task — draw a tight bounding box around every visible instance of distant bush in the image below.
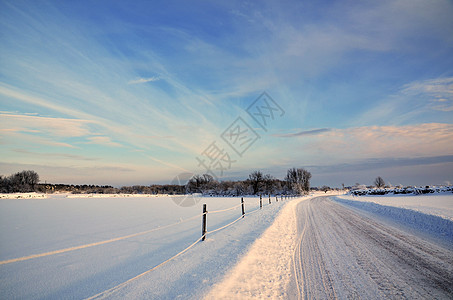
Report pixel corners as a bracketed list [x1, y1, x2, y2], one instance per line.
[349, 186, 452, 196]
[0, 170, 39, 193]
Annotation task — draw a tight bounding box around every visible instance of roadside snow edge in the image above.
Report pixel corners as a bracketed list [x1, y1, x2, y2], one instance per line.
[204, 197, 306, 299]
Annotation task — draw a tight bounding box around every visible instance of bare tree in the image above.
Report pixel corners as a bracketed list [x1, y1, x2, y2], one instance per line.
[186, 174, 217, 194]
[0, 170, 40, 193]
[374, 176, 385, 188]
[321, 185, 330, 193]
[285, 168, 311, 195]
[248, 171, 264, 195]
[263, 174, 276, 194]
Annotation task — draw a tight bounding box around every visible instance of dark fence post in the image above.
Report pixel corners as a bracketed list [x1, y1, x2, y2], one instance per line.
[269, 194, 271, 204]
[276, 196, 278, 202]
[241, 197, 245, 218]
[202, 204, 207, 241]
[260, 195, 262, 209]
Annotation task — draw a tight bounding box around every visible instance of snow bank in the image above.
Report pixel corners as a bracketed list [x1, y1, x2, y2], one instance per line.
[334, 197, 453, 243]
[349, 186, 453, 196]
[337, 194, 453, 221]
[0, 193, 47, 199]
[204, 196, 307, 299]
[66, 193, 168, 198]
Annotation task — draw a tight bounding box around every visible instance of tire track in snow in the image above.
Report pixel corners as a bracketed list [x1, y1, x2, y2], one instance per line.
[292, 198, 337, 299]
[290, 196, 453, 299]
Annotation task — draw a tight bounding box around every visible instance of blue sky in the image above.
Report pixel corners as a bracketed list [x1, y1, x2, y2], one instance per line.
[1, 0, 453, 187]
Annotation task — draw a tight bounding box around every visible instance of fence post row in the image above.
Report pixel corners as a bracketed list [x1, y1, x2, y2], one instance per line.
[202, 204, 207, 241]
[241, 197, 245, 218]
[202, 193, 282, 241]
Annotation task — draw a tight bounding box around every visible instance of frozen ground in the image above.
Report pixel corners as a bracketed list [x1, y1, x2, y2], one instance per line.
[0, 193, 293, 299]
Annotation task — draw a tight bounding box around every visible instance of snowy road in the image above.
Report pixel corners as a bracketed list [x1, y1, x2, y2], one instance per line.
[288, 196, 453, 299]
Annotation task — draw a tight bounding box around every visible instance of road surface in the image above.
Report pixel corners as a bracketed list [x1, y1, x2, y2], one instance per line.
[288, 196, 453, 299]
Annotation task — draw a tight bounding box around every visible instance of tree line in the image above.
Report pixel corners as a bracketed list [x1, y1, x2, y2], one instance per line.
[182, 168, 312, 196]
[0, 168, 312, 196]
[0, 170, 40, 193]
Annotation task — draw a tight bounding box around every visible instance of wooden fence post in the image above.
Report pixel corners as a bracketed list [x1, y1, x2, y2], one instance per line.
[269, 194, 271, 204]
[276, 196, 278, 202]
[260, 195, 262, 209]
[241, 197, 245, 218]
[202, 204, 207, 241]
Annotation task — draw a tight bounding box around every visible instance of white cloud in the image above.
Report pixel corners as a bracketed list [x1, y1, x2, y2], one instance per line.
[86, 136, 123, 147]
[0, 112, 93, 137]
[13, 149, 98, 161]
[127, 76, 160, 84]
[1, 131, 77, 149]
[266, 123, 453, 175]
[355, 77, 453, 126]
[300, 123, 453, 163]
[401, 77, 453, 112]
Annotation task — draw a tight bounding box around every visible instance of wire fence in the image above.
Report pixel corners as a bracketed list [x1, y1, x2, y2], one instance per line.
[0, 211, 205, 266]
[0, 193, 296, 298]
[85, 194, 296, 299]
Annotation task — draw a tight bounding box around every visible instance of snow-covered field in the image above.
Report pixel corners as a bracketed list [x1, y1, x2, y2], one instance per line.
[337, 193, 453, 221]
[0, 193, 295, 299]
[2, 191, 451, 299]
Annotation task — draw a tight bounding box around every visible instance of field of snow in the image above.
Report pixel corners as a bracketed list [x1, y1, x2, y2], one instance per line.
[337, 193, 453, 221]
[0, 193, 295, 299]
[3, 191, 450, 299]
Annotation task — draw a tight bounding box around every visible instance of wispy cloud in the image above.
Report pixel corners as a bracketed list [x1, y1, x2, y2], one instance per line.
[13, 149, 98, 161]
[0, 162, 136, 186]
[127, 76, 160, 84]
[258, 123, 453, 176]
[1, 1, 452, 185]
[308, 155, 453, 173]
[86, 136, 123, 148]
[0, 111, 93, 137]
[273, 128, 331, 138]
[401, 77, 453, 112]
[355, 77, 453, 126]
[302, 123, 453, 162]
